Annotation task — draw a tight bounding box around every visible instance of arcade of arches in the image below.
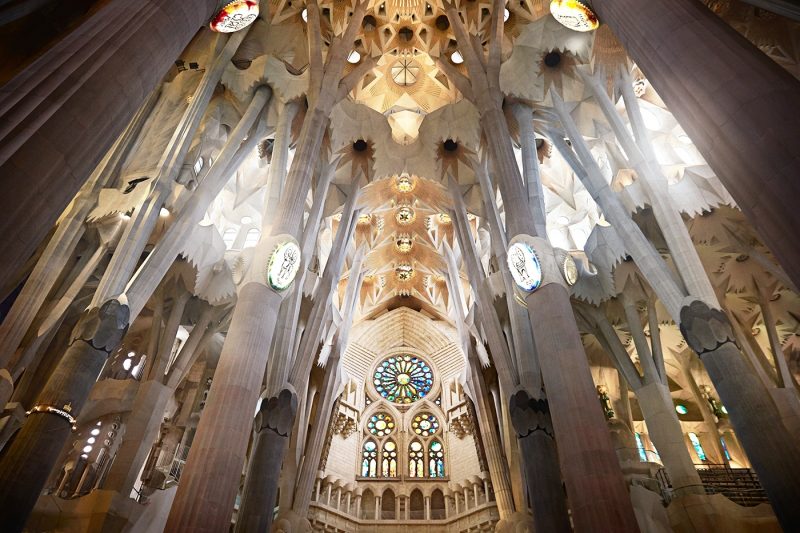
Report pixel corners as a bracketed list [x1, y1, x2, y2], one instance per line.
[0, 0, 800, 532]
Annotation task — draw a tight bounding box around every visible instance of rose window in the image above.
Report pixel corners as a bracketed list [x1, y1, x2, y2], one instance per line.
[373, 355, 433, 404]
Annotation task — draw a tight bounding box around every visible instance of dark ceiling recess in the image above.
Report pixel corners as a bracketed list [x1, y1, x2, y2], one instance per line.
[363, 15, 377, 30]
[353, 139, 369, 152]
[399, 27, 414, 42]
[544, 51, 561, 68]
[443, 139, 458, 152]
[435, 15, 450, 31]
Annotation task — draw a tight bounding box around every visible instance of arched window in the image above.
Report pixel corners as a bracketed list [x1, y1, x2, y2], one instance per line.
[688, 432, 707, 462]
[428, 439, 444, 477]
[362, 440, 378, 477]
[635, 432, 648, 462]
[222, 228, 237, 249]
[243, 228, 260, 248]
[409, 440, 424, 477]
[410, 489, 424, 519]
[382, 439, 397, 477]
[431, 489, 446, 519]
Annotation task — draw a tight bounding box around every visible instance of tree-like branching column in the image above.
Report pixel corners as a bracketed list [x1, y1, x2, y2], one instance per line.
[438, 1, 639, 530]
[165, 2, 372, 529]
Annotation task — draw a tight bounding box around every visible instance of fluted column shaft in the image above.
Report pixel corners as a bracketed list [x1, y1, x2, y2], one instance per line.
[0, 0, 217, 290]
[592, 0, 800, 288]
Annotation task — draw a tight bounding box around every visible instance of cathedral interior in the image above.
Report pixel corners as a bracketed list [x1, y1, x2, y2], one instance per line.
[1, 0, 800, 532]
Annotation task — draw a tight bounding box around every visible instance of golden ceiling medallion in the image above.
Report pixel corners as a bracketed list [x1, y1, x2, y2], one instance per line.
[396, 234, 414, 253]
[395, 263, 415, 281]
[394, 174, 416, 193]
[396, 206, 416, 225]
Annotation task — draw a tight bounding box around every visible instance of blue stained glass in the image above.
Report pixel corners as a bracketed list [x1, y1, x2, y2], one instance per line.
[635, 432, 648, 462]
[688, 432, 707, 461]
[720, 437, 731, 461]
[374, 354, 433, 404]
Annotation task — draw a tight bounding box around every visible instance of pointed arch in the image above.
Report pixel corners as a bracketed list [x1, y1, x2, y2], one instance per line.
[410, 488, 424, 519]
[409, 439, 425, 477]
[428, 439, 445, 477]
[361, 439, 378, 477]
[431, 488, 446, 519]
[362, 489, 375, 519]
[381, 488, 396, 519]
[382, 439, 398, 477]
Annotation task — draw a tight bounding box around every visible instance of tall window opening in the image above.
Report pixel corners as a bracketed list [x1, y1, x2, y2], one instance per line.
[362, 439, 378, 477]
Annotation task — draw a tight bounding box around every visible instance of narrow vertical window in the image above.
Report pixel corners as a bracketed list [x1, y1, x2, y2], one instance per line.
[362, 440, 378, 477]
[382, 439, 397, 477]
[688, 432, 707, 461]
[635, 432, 648, 462]
[409, 440, 424, 477]
[428, 439, 444, 477]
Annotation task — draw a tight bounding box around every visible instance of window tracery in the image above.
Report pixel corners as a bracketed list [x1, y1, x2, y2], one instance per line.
[428, 439, 445, 477]
[362, 439, 378, 477]
[373, 355, 433, 404]
[367, 412, 395, 436]
[411, 412, 439, 436]
[409, 440, 425, 478]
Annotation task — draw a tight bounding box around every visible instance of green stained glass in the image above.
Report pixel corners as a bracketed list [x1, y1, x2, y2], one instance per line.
[374, 355, 433, 404]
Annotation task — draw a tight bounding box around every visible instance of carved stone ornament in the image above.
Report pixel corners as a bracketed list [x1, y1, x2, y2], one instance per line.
[507, 241, 543, 292]
[679, 300, 736, 356]
[209, 0, 259, 33]
[509, 390, 555, 439]
[71, 299, 131, 353]
[267, 241, 302, 291]
[255, 389, 298, 437]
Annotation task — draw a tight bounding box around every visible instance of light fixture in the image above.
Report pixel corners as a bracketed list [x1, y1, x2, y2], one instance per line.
[549, 0, 599, 32]
[83, 446, 93, 454]
[160, 207, 170, 218]
[127, 351, 135, 358]
[241, 216, 253, 225]
[87, 437, 96, 444]
[91, 429, 100, 436]
[450, 51, 464, 64]
[347, 50, 361, 64]
[675, 404, 688, 415]
[557, 215, 570, 225]
[301, 8, 308, 21]
[503, 8, 510, 21]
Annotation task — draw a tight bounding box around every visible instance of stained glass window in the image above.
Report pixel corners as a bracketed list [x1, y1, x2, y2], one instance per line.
[373, 355, 433, 404]
[688, 432, 707, 462]
[362, 440, 378, 477]
[412, 413, 439, 436]
[367, 413, 395, 437]
[382, 440, 398, 477]
[720, 436, 731, 461]
[409, 440, 424, 477]
[428, 439, 444, 477]
[635, 432, 648, 462]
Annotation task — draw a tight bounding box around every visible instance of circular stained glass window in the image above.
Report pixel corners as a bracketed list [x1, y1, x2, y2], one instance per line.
[373, 355, 433, 404]
[412, 413, 439, 436]
[367, 412, 396, 436]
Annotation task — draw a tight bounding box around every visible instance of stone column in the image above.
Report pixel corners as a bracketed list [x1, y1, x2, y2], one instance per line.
[164, 278, 286, 532]
[425, 496, 431, 520]
[235, 389, 298, 533]
[510, 391, 571, 533]
[0, 0, 217, 289]
[0, 300, 129, 531]
[592, 0, 800, 288]
[681, 301, 800, 528]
